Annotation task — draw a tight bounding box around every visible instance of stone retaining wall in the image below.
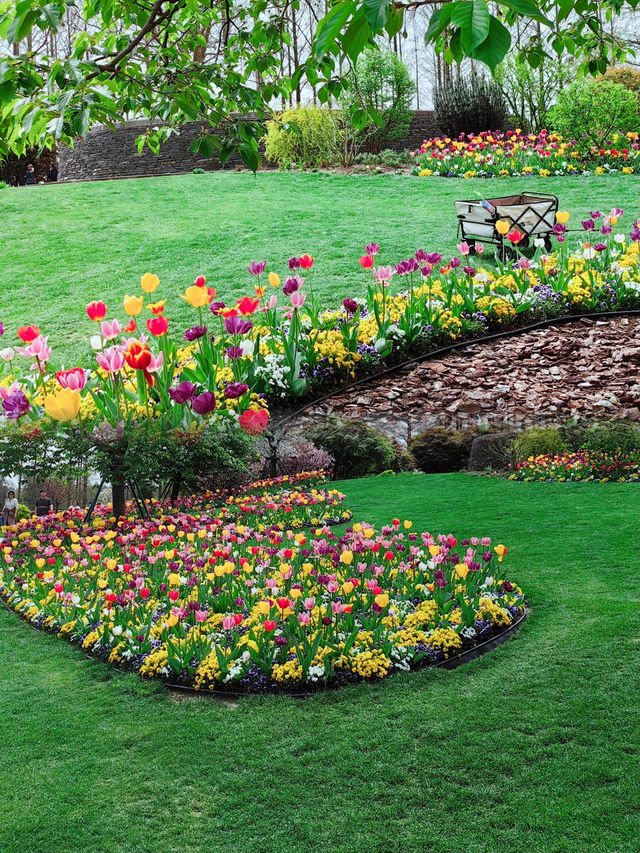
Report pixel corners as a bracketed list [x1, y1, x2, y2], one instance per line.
[58, 111, 441, 181]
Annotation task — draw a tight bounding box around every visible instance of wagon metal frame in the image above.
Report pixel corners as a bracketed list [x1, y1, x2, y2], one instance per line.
[455, 190, 559, 260]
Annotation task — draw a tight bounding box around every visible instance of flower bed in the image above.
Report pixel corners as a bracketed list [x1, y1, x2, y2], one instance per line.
[0, 485, 524, 693]
[509, 450, 640, 482]
[1, 210, 639, 429]
[411, 130, 640, 178]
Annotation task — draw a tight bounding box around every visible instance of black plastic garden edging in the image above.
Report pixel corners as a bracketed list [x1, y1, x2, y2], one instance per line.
[272, 309, 640, 431]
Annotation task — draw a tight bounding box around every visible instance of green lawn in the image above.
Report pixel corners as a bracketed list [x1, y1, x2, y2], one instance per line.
[1, 171, 638, 364]
[0, 473, 637, 853]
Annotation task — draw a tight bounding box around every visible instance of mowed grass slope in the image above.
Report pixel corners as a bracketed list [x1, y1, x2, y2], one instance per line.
[1, 171, 638, 364]
[0, 473, 637, 853]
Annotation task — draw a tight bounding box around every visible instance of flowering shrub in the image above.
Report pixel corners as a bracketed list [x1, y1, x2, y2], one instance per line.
[509, 450, 640, 482]
[0, 484, 523, 693]
[411, 130, 640, 178]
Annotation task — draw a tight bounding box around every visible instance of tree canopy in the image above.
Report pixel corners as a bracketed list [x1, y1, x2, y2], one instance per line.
[0, 0, 638, 166]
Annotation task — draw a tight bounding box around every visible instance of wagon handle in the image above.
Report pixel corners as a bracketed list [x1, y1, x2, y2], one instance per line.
[521, 190, 559, 207]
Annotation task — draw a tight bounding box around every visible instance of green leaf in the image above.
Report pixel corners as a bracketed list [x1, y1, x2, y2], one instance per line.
[469, 15, 511, 71]
[341, 10, 373, 61]
[384, 6, 403, 38]
[315, 2, 356, 58]
[451, 0, 490, 52]
[425, 5, 452, 43]
[502, 0, 552, 25]
[41, 3, 62, 29]
[362, 0, 389, 31]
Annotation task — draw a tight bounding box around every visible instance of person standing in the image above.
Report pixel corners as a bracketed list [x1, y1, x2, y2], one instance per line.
[48, 164, 58, 182]
[25, 164, 36, 185]
[34, 489, 52, 518]
[3, 491, 18, 526]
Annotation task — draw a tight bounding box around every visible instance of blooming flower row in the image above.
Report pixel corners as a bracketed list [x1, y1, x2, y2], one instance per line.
[509, 450, 640, 482]
[0, 484, 523, 693]
[411, 130, 640, 178]
[1, 209, 639, 433]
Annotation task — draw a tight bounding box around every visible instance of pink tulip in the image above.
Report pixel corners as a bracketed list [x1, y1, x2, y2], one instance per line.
[147, 352, 164, 373]
[303, 597, 316, 610]
[16, 334, 51, 362]
[290, 290, 306, 308]
[518, 258, 531, 270]
[222, 615, 234, 630]
[0, 381, 20, 401]
[101, 319, 122, 341]
[327, 580, 339, 593]
[96, 345, 125, 373]
[475, 243, 485, 255]
[298, 611, 311, 626]
[195, 609, 208, 622]
[262, 295, 277, 310]
[331, 601, 344, 614]
[372, 265, 395, 283]
[457, 241, 470, 256]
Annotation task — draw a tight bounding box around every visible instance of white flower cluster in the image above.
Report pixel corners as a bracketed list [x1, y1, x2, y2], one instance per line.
[306, 664, 325, 682]
[253, 352, 289, 395]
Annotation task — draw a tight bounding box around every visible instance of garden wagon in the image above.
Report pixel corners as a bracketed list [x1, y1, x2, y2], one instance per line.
[455, 191, 559, 261]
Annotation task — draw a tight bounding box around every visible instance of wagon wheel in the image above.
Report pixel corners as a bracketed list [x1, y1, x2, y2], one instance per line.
[467, 240, 476, 255]
[543, 235, 553, 252]
[497, 243, 515, 263]
[518, 235, 530, 249]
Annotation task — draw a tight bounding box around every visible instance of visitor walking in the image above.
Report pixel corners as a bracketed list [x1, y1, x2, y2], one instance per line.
[3, 491, 18, 526]
[25, 164, 36, 185]
[34, 489, 52, 517]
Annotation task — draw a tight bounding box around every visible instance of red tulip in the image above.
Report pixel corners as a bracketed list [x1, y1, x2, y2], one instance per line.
[146, 316, 169, 336]
[507, 229, 524, 244]
[86, 301, 107, 322]
[236, 296, 260, 315]
[359, 255, 374, 269]
[168, 589, 180, 601]
[194, 275, 207, 287]
[239, 408, 269, 435]
[124, 340, 152, 371]
[140, 587, 150, 599]
[299, 254, 314, 269]
[17, 325, 40, 343]
[276, 597, 290, 610]
[264, 619, 276, 632]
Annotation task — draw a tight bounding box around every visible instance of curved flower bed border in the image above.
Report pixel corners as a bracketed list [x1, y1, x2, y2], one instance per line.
[0, 593, 528, 699]
[273, 308, 640, 430]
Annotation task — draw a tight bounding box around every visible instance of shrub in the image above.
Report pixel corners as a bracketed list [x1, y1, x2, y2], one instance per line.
[548, 80, 639, 146]
[306, 417, 396, 480]
[468, 432, 515, 471]
[16, 503, 31, 520]
[513, 427, 569, 461]
[264, 107, 342, 168]
[342, 50, 415, 154]
[278, 441, 334, 476]
[355, 149, 412, 167]
[602, 66, 640, 106]
[434, 76, 508, 138]
[0, 181, 7, 191]
[496, 55, 575, 132]
[581, 420, 640, 454]
[409, 427, 478, 473]
[192, 167, 205, 174]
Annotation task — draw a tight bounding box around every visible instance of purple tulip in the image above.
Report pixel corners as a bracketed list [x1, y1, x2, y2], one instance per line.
[288, 256, 301, 270]
[283, 275, 302, 295]
[343, 298, 358, 314]
[593, 243, 607, 252]
[426, 252, 442, 265]
[552, 223, 566, 235]
[225, 346, 243, 360]
[210, 301, 226, 315]
[2, 390, 30, 420]
[434, 569, 446, 588]
[168, 381, 197, 404]
[224, 382, 249, 399]
[630, 227, 640, 242]
[183, 325, 207, 341]
[450, 257, 461, 269]
[365, 242, 380, 256]
[601, 224, 612, 235]
[224, 315, 253, 335]
[556, 235, 566, 243]
[395, 258, 420, 275]
[462, 266, 476, 276]
[421, 265, 433, 277]
[0, 322, 4, 337]
[191, 391, 216, 415]
[581, 219, 595, 231]
[415, 249, 428, 262]
[247, 261, 266, 276]
[590, 210, 602, 219]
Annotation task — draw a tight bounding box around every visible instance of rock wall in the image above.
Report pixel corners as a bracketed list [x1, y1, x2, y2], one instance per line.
[58, 111, 441, 181]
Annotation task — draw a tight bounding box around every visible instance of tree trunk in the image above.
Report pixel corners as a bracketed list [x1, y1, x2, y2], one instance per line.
[170, 475, 181, 502]
[111, 464, 126, 519]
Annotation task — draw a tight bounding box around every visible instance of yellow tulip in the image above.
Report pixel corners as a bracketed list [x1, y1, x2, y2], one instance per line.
[44, 388, 80, 422]
[496, 219, 510, 236]
[340, 550, 353, 565]
[428, 544, 440, 557]
[256, 600, 271, 615]
[454, 563, 469, 580]
[556, 210, 570, 225]
[268, 272, 280, 288]
[182, 284, 211, 308]
[342, 582, 354, 595]
[494, 544, 508, 562]
[141, 273, 160, 294]
[123, 294, 143, 316]
[374, 593, 389, 609]
[35, 558, 45, 569]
